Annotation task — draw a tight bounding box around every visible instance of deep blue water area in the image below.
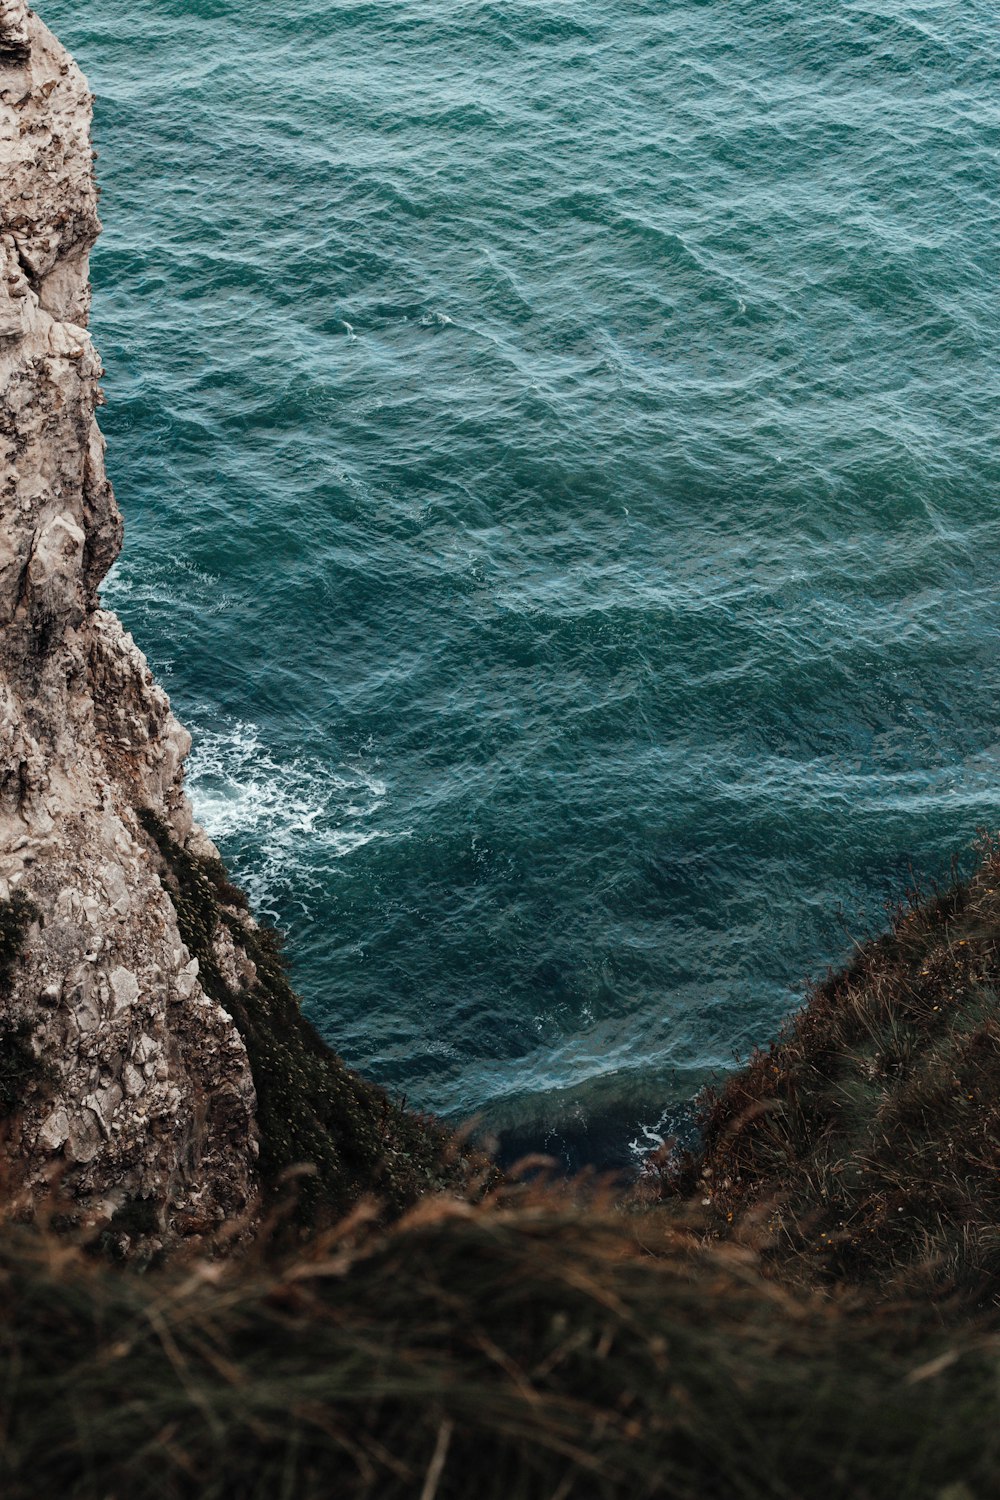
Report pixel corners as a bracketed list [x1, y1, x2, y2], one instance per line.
[45, 0, 1000, 1163]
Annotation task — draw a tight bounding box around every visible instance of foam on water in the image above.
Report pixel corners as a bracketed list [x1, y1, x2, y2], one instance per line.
[186, 720, 393, 923]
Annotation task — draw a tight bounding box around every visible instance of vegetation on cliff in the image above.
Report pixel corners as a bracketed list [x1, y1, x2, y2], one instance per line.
[139, 812, 480, 1228]
[0, 893, 46, 1123]
[6, 12, 999, 1495]
[5, 839, 1000, 1496]
[663, 834, 1000, 1302]
[2, 1193, 998, 1500]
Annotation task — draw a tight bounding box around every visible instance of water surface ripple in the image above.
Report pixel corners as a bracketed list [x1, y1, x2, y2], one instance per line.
[45, 0, 1000, 1163]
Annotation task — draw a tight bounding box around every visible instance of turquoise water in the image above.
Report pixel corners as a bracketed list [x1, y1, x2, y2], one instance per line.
[46, 0, 1000, 1163]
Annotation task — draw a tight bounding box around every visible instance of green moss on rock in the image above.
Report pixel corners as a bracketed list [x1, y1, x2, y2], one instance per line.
[0, 893, 43, 1122]
[138, 811, 473, 1228]
[0, 892, 38, 998]
[0, 1020, 40, 1123]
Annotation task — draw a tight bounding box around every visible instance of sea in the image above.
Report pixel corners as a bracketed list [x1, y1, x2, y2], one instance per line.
[44, 0, 1000, 1167]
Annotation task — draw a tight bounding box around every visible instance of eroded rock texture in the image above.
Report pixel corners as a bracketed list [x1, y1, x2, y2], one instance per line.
[0, 3, 30, 67]
[0, 11, 258, 1245]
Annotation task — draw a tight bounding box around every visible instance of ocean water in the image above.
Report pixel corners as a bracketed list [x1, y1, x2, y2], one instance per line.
[45, 0, 1000, 1164]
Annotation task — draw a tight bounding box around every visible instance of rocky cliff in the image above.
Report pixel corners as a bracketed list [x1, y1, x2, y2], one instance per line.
[0, 4, 261, 1242]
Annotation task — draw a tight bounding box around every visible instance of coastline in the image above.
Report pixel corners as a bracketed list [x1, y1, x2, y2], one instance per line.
[0, 4, 465, 1245]
[4, 10, 1000, 1497]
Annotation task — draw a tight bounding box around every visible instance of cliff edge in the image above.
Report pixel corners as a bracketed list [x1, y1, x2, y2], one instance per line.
[0, 6, 459, 1248]
[0, 4, 259, 1240]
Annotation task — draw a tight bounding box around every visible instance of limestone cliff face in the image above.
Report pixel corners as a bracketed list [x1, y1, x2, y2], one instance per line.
[0, 7, 259, 1241]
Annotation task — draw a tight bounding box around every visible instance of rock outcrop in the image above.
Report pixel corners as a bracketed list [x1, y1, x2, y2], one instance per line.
[0, 8, 259, 1243]
[0, 8, 471, 1251]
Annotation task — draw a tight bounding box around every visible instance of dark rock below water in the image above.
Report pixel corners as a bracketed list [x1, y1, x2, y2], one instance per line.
[484, 1078, 703, 1177]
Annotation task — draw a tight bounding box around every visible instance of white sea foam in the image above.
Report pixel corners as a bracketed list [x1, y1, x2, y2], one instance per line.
[186, 719, 392, 921]
[627, 1126, 666, 1171]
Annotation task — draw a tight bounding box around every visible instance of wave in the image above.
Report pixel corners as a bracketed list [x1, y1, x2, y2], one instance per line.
[186, 720, 394, 923]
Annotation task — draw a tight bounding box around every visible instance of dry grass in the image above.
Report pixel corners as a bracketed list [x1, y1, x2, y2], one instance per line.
[2, 1186, 999, 1500]
[658, 834, 1000, 1300]
[9, 829, 1000, 1494]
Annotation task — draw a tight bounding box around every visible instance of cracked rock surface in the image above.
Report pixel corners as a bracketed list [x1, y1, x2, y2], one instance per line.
[1, 10, 258, 1244]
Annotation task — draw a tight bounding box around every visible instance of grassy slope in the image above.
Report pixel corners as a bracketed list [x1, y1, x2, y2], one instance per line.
[2, 1198, 999, 1500]
[7, 833, 1000, 1495]
[139, 812, 482, 1228]
[665, 836, 1000, 1300]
